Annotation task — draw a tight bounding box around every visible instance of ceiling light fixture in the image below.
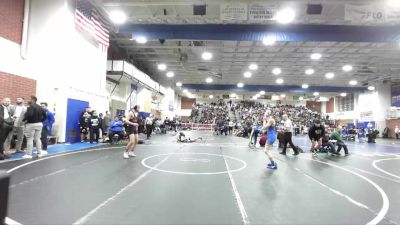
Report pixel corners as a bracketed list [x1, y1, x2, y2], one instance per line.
[305, 69, 315, 75]
[262, 36, 276, 46]
[237, 82, 244, 88]
[109, 10, 127, 24]
[340, 93, 347, 97]
[157, 64, 167, 71]
[135, 36, 147, 44]
[176, 82, 182, 87]
[201, 52, 213, 60]
[259, 91, 265, 95]
[310, 53, 322, 60]
[206, 77, 213, 83]
[342, 65, 353, 72]
[275, 8, 296, 24]
[349, 80, 358, 86]
[276, 78, 284, 84]
[313, 92, 319, 96]
[272, 68, 282, 75]
[325, 72, 334, 79]
[249, 64, 258, 70]
[387, 0, 400, 7]
[302, 84, 309, 89]
[368, 86, 376, 91]
[244, 71, 252, 78]
[166, 72, 174, 78]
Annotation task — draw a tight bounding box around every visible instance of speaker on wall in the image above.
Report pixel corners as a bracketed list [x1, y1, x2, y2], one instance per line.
[193, 5, 206, 16]
[307, 4, 323, 15]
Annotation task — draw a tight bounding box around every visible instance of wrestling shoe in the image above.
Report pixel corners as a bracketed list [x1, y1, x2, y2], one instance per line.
[128, 152, 136, 157]
[267, 162, 277, 169]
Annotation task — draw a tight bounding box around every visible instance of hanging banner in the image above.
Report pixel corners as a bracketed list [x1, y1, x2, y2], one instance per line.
[386, 7, 400, 21]
[344, 4, 400, 23]
[220, 3, 247, 21]
[345, 4, 384, 22]
[248, 3, 278, 21]
[392, 84, 400, 107]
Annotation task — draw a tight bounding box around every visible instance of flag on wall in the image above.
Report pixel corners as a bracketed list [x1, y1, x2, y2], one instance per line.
[74, 0, 110, 47]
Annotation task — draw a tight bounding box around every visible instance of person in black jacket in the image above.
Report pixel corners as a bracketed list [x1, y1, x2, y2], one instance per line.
[79, 111, 90, 142]
[89, 111, 100, 144]
[0, 98, 14, 160]
[23, 96, 47, 159]
[308, 120, 325, 156]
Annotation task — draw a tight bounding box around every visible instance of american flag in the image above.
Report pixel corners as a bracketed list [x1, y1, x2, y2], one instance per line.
[75, 0, 110, 47]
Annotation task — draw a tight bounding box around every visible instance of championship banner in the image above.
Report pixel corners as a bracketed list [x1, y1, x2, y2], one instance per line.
[391, 84, 400, 107]
[220, 3, 247, 21]
[248, 3, 278, 21]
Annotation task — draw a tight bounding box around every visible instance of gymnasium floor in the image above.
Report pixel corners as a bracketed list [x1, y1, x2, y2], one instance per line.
[1, 131, 400, 225]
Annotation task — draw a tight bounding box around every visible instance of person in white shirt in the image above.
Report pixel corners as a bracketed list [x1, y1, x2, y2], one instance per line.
[280, 114, 299, 155]
[4, 97, 27, 153]
[395, 125, 400, 139]
[228, 120, 234, 135]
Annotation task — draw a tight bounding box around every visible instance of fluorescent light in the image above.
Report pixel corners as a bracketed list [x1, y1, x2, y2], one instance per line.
[276, 78, 284, 84]
[368, 86, 375, 91]
[340, 93, 347, 97]
[259, 91, 265, 95]
[136, 36, 147, 44]
[183, 89, 188, 93]
[109, 11, 127, 24]
[272, 68, 282, 75]
[166, 72, 174, 78]
[256, 94, 261, 98]
[262, 36, 276, 46]
[313, 92, 319, 96]
[280, 94, 286, 98]
[325, 72, 334, 79]
[230, 93, 236, 98]
[349, 80, 358, 85]
[310, 53, 322, 60]
[302, 84, 309, 89]
[342, 65, 353, 72]
[157, 64, 167, 71]
[209, 95, 214, 99]
[305, 69, 315, 75]
[206, 77, 213, 83]
[319, 97, 329, 102]
[249, 64, 258, 70]
[176, 82, 182, 87]
[237, 82, 244, 88]
[275, 8, 296, 24]
[299, 96, 304, 100]
[202, 52, 213, 60]
[244, 71, 252, 78]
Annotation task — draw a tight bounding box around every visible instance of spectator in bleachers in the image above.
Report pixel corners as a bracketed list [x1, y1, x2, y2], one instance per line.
[40, 102, 55, 151]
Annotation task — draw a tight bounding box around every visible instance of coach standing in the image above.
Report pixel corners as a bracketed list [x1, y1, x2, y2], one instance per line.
[22, 96, 47, 159]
